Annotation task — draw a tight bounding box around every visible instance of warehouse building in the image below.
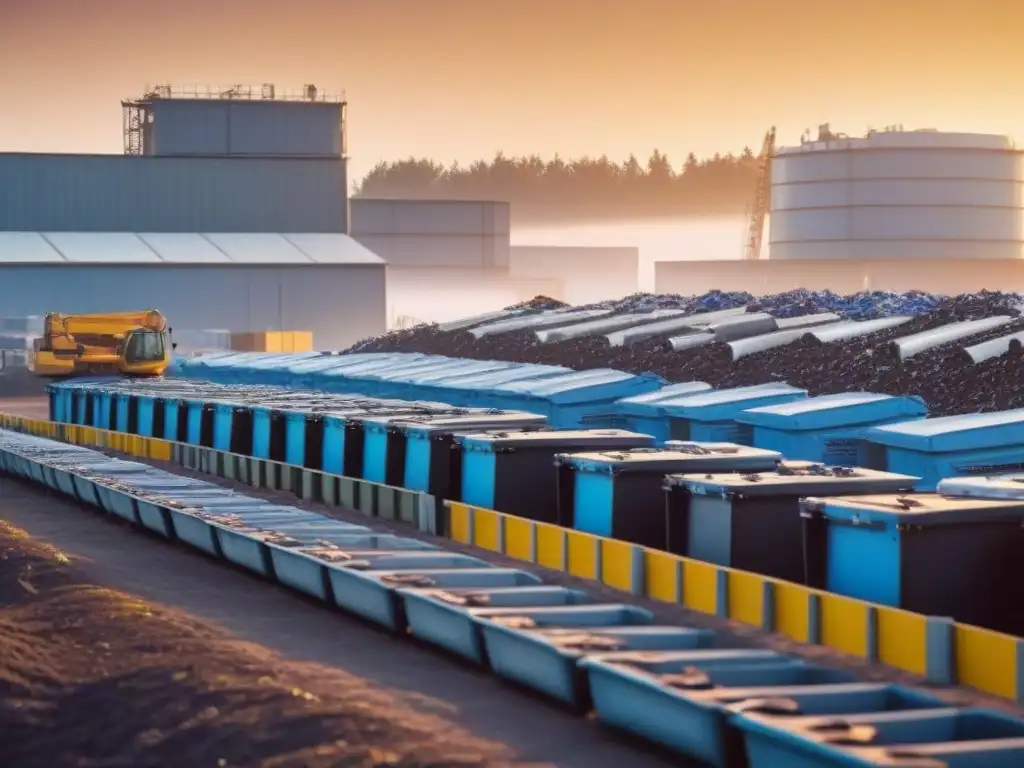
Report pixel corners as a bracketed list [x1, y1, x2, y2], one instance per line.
[0, 85, 386, 349]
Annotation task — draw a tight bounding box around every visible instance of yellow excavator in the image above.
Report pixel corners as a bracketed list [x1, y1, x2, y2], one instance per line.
[29, 310, 174, 378]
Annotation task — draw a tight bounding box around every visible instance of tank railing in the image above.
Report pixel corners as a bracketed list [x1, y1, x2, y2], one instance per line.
[131, 84, 346, 103]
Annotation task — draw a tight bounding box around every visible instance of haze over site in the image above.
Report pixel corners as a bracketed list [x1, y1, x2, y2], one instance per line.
[2, 0, 1021, 189]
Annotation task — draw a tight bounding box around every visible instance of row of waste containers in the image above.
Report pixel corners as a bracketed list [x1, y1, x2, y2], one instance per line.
[47, 377, 1024, 636]
[6, 427, 1024, 768]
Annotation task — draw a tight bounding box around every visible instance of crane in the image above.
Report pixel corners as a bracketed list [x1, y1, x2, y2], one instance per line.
[743, 126, 776, 261]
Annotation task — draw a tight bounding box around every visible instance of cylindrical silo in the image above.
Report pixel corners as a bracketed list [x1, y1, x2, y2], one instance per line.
[769, 128, 1024, 260]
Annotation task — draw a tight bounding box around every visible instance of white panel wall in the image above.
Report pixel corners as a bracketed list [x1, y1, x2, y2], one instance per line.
[349, 199, 511, 268]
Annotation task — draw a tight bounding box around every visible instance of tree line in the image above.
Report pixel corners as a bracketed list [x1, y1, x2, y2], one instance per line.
[352, 150, 761, 220]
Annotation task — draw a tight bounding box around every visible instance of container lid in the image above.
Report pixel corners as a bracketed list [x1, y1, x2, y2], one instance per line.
[615, 381, 714, 415]
[864, 409, 1024, 453]
[319, 354, 431, 377]
[936, 474, 1024, 501]
[559, 443, 782, 474]
[361, 409, 473, 432]
[433, 365, 570, 391]
[458, 428, 654, 451]
[492, 368, 664, 404]
[407, 360, 516, 384]
[659, 384, 808, 422]
[803, 492, 1024, 526]
[669, 461, 920, 497]
[735, 392, 928, 431]
[394, 412, 549, 434]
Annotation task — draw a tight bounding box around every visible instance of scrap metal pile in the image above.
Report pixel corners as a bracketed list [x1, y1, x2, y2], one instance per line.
[347, 290, 1024, 416]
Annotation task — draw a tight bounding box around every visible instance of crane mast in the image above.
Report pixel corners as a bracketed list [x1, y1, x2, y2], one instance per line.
[743, 126, 776, 261]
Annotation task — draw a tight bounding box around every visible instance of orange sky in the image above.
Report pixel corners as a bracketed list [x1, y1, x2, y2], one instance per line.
[2, 0, 1022, 181]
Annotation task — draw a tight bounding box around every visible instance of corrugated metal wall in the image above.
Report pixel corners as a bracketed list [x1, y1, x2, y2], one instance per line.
[349, 199, 510, 267]
[0, 264, 384, 349]
[0, 154, 348, 233]
[148, 100, 342, 158]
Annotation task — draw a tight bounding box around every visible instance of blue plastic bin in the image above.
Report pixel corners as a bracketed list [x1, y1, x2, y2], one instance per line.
[664, 462, 918, 581]
[613, 381, 713, 441]
[862, 409, 1024, 490]
[398, 411, 548, 498]
[801, 492, 1024, 634]
[734, 705, 1024, 768]
[268, 535, 440, 599]
[459, 429, 655, 522]
[558, 442, 782, 546]
[583, 650, 861, 767]
[398, 584, 589, 664]
[475, 605, 713, 708]
[323, 553, 494, 629]
[737, 392, 928, 466]
[659, 384, 808, 444]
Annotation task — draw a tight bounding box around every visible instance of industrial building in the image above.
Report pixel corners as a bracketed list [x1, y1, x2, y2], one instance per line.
[0, 85, 386, 350]
[349, 198, 639, 323]
[656, 126, 1024, 296]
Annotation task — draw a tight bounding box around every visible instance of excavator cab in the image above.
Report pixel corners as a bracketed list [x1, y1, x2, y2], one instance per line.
[123, 329, 167, 365]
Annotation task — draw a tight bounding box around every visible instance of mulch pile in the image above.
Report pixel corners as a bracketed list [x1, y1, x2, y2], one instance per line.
[346, 292, 1024, 416]
[0, 522, 528, 768]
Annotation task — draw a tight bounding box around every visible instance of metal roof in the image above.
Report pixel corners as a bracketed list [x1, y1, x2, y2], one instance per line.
[0, 232, 384, 266]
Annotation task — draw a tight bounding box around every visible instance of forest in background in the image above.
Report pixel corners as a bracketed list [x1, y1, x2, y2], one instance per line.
[352, 149, 760, 223]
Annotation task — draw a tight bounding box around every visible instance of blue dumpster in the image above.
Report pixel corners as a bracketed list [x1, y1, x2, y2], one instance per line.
[800, 492, 1024, 634]
[659, 384, 808, 444]
[559, 442, 782, 546]
[399, 411, 549, 498]
[398, 360, 520, 403]
[862, 409, 1024, 490]
[361, 407, 479, 485]
[423, 364, 570, 408]
[459, 429, 655, 522]
[316, 353, 428, 394]
[484, 369, 665, 428]
[665, 462, 918, 582]
[736, 392, 928, 466]
[613, 381, 713, 440]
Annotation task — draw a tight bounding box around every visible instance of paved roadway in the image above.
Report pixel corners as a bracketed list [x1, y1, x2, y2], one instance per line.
[0, 478, 683, 768]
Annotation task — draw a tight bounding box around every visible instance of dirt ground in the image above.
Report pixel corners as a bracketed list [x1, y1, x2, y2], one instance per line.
[0, 520, 553, 768]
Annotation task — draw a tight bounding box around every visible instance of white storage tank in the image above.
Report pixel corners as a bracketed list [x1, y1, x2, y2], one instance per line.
[769, 126, 1024, 260]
